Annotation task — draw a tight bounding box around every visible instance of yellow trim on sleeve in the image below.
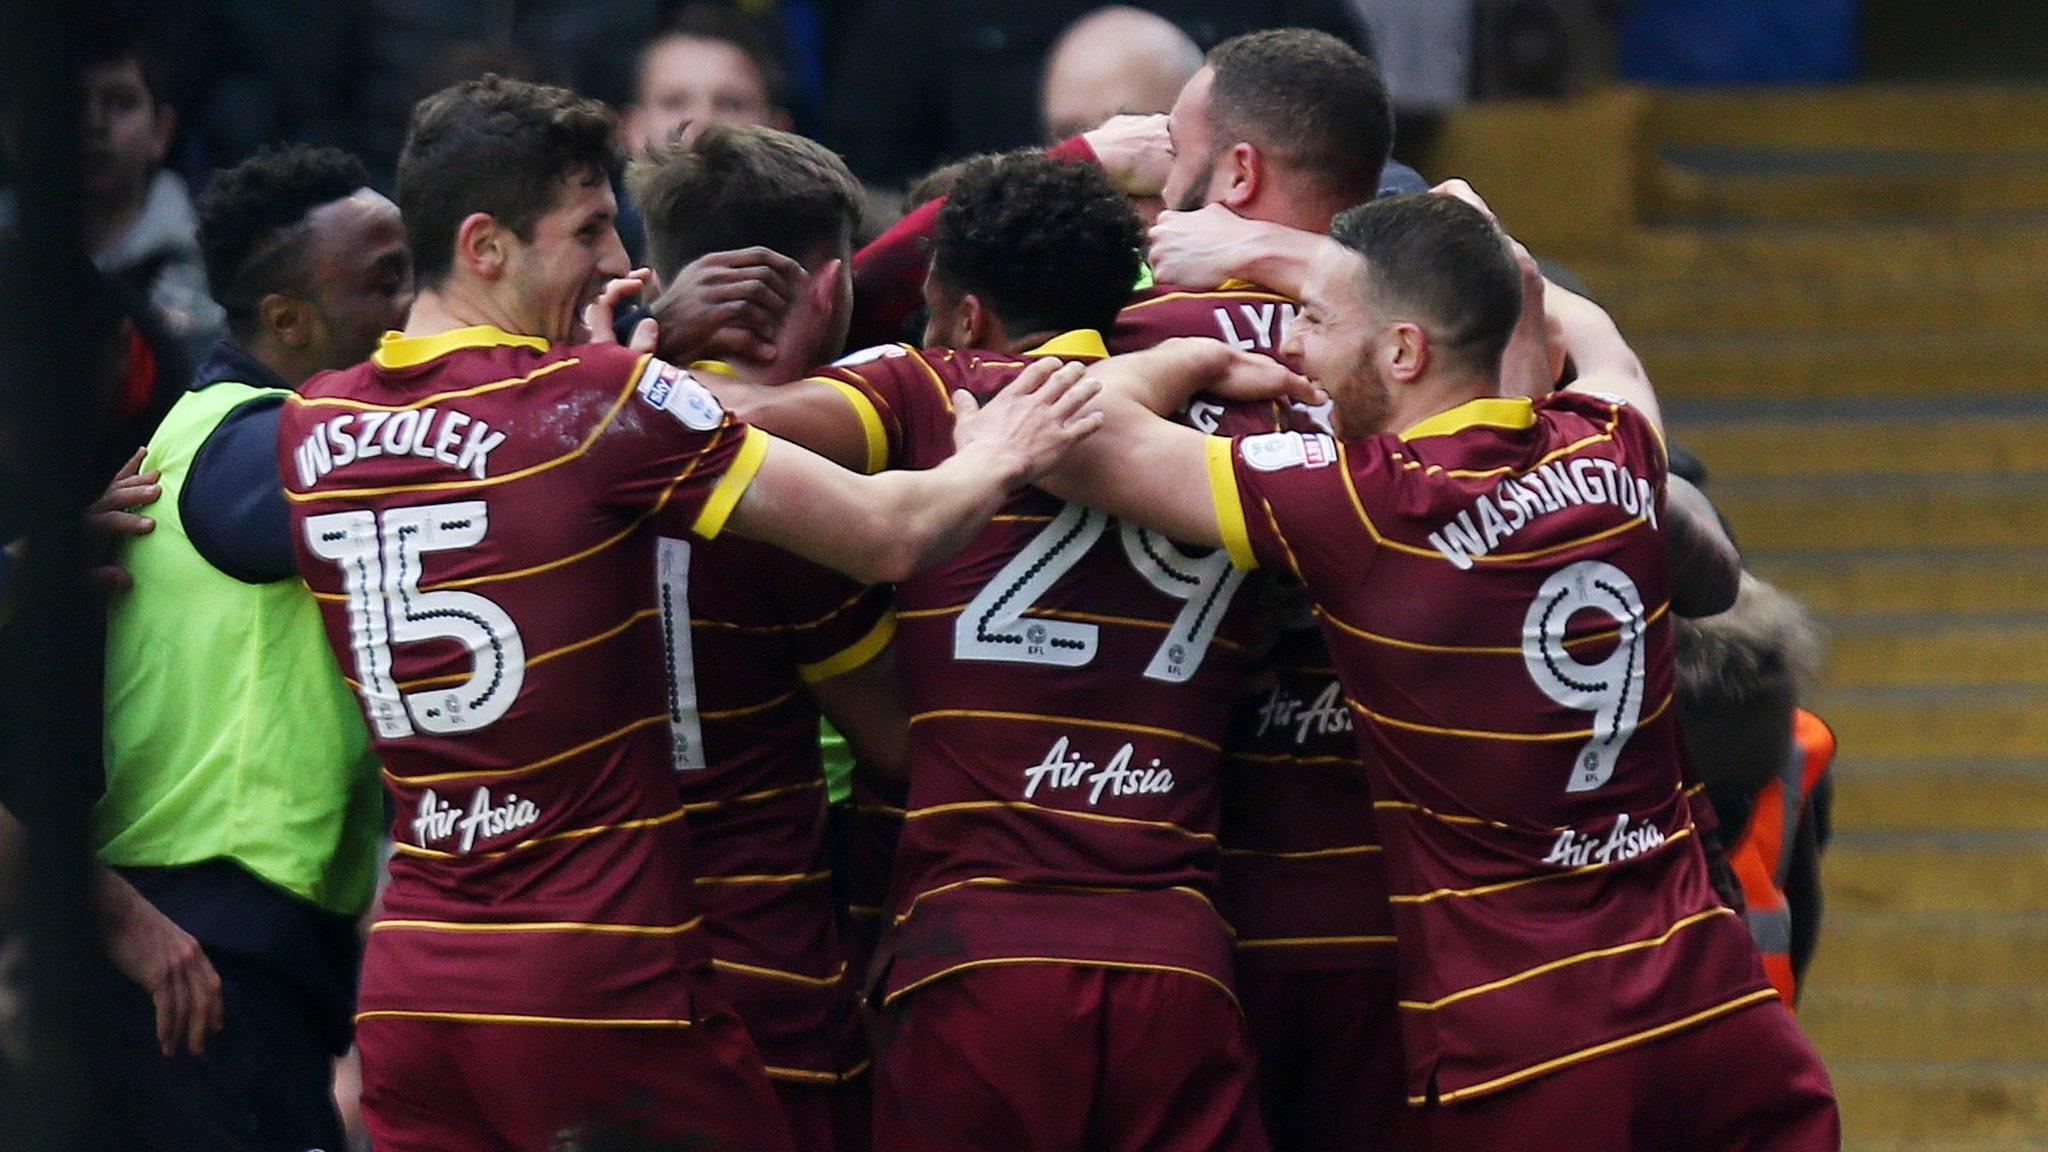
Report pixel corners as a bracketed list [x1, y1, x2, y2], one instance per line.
[1206, 436, 1258, 570]
[797, 611, 897, 684]
[355, 1009, 694, 1029]
[692, 425, 771, 539]
[819, 378, 890, 473]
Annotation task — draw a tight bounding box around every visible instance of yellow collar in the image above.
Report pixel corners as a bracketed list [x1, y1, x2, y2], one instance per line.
[373, 325, 550, 371]
[687, 359, 738, 377]
[1022, 329, 1109, 360]
[1217, 277, 1258, 291]
[1397, 396, 1536, 442]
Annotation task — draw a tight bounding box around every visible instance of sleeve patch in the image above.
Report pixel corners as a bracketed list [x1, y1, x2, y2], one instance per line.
[1240, 431, 1336, 473]
[636, 358, 726, 431]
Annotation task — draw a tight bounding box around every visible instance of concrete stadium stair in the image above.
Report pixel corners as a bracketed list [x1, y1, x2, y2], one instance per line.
[1571, 83, 2048, 1152]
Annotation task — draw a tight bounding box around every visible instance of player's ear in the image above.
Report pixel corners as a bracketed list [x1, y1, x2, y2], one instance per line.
[805, 258, 844, 312]
[956, 293, 993, 348]
[1220, 142, 1260, 211]
[455, 212, 508, 280]
[1387, 321, 1430, 383]
[259, 293, 311, 350]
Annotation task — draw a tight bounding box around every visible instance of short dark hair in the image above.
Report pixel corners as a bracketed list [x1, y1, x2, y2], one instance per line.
[197, 146, 370, 338]
[931, 152, 1143, 338]
[80, 21, 166, 107]
[1206, 29, 1392, 209]
[396, 74, 619, 287]
[642, 5, 790, 111]
[1329, 194, 1522, 375]
[627, 124, 860, 279]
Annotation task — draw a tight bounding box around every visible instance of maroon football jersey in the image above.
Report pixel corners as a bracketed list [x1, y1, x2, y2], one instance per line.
[807, 330, 1278, 1004]
[1219, 591, 1395, 974]
[1210, 392, 1776, 1104]
[1113, 279, 1299, 360]
[279, 325, 766, 1025]
[675, 518, 891, 1082]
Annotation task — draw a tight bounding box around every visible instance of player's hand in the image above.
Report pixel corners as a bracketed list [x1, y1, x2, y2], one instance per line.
[101, 874, 224, 1056]
[1148, 204, 1274, 288]
[1083, 114, 1173, 199]
[86, 448, 160, 591]
[647, 246, 805, 365]
[952, 359, 1104, 486]
[582, 269, 660, 353]
[1431, 178, 1499, 224]
[1142, 338, 1321, 408]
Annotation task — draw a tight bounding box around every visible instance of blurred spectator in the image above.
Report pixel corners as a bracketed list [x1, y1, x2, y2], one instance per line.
[622, 5, 795, 156]
[823, 0, 1371, 188]
[1675, 572, 1835, 1005]
[95, 144, 402, 1152]
[2, 30, 226, 362]
[1040, 6, 1204, 141]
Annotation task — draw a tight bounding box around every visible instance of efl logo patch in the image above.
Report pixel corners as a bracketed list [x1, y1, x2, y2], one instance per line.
[1241, 431, 1336, 472]
[636, 359, 725, 431]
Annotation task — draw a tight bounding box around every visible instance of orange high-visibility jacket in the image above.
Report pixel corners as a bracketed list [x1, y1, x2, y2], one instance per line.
[1730, 708, 1836, 1007]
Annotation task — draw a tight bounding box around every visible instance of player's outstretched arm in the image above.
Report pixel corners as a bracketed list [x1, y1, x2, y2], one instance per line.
[726, 360, 1102, 584]
[1665, 474, 1741, 617]
[1040, 340, 1311, 546]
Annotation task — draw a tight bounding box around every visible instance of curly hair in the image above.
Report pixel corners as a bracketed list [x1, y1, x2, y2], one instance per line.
[397, 74, 619, 286]
[930, 151, 1143, 338]
[196, 145, 370, 338]
[627, 124, 861, 280]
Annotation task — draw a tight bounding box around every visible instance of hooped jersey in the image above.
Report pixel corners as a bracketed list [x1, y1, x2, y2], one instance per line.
[1218, 588, 1395, 973]
[1210, 391, 1776, 1105]
[808, 330, 1280, 1005]
[279, 325, 766, 1025]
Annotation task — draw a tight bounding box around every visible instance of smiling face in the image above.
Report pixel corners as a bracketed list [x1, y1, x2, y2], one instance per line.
[499, 166, 630, 343]
[299, 189, 414, 368]
[1279, 239, 1392, 438]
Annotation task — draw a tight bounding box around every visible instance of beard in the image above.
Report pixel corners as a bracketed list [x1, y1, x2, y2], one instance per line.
[1169, 156, 1218, 214]
[1327, 359, 1394, 439]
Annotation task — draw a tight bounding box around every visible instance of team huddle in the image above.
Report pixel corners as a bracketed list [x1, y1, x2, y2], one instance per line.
[150, 25, 1842, 1152]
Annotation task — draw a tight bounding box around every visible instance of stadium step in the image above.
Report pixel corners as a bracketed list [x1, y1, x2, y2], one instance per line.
[1675, 412, 2048, 481]
[1832, 766, 2048, 829]
[1637, 332, 2048, 404]
[1709, 480, 2047, 553]
[1830, 1060, 2048, 1147]
[1606, 272, 2048, 336]
[1646, 150, 2048, 226]
[1818, 832, 2048, 916]
[1823, 622, 2048, 689]
[1648, 86, 2048, 154]
[1802, 987, 2048, 1062]
[1814, 690, 2048, 761]
[1749, 552, 2048, 618]
[1812, 912, 2048, 988]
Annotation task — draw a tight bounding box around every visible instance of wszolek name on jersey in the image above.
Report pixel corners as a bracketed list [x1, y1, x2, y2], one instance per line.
[411, 786, 540, 853]
[1427, 457, 1659, 570]
[1021, 736, 1175, 806]
[292, 406, 507, 487]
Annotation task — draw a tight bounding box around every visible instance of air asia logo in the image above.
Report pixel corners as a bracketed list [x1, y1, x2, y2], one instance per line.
[412, 787, 540, 853]
[1021, 736, 1174, 806]
[1251, 679, 1352, 746]
[1240, 431, 1335, 473]
[1541, 812, 1667, 868]
[635, 359, 725, 431]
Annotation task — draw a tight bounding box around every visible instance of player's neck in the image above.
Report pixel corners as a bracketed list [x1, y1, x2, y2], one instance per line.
[1384, 373, 1500, 437]
[1237, 191, 1347, 240]
[403, 285, 532, 343]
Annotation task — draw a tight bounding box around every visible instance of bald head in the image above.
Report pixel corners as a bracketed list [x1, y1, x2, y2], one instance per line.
[1041, 6, 1203, 142]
